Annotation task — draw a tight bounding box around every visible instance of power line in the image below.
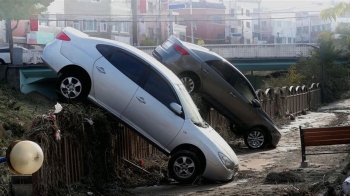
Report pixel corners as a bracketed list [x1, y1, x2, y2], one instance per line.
[36, 15, 330, 22]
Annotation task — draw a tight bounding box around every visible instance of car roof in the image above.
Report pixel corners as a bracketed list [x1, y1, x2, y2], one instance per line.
[62, 27, 183, 85]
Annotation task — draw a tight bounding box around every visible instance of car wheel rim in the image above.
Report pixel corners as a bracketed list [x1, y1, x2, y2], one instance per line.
[247, 131, 264, 148]
[173, 156, 195, 179]
[60, 77, 82, 99]
[180, 77, 195, 93]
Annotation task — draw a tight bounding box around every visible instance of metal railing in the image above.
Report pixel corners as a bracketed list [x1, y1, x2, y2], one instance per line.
[22, 44, 314, 64]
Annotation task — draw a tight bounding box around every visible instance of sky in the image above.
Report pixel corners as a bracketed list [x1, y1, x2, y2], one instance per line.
[261, 0, 335, 8]
[46, 0, 339, 14]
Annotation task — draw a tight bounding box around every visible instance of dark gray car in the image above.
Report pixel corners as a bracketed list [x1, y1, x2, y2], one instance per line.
[153, 36, 281, 149]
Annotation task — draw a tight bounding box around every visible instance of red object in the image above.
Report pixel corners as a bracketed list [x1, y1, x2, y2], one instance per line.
[140, 0, 146, 13]
[30, 15, 38, 31]
[140, 159, 145, 166]
[56, 32, 71, 41]
[173, 44, 189, 55]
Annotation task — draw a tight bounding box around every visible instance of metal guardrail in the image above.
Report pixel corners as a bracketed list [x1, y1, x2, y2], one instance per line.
[22, 44, 314, 64]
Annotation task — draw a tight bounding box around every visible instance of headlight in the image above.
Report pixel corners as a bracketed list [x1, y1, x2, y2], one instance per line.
[218, 152, 234, 170]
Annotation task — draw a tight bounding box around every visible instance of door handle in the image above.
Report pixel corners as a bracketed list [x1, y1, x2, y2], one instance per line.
[203, 69, 209, 74]
[136, 96, 146, 104]
[96, 66, 106, 74]
[230, 92, 236, 98]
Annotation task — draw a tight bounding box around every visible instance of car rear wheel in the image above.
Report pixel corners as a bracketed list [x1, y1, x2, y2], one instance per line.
[179, 73, 199, 93]
[244, 128, 267, 149]
[56, 72, 90, 102]
[168, 150, 201, 184]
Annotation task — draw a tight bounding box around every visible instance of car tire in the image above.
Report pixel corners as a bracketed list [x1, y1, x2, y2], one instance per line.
[168, 150, 201, 184]
[244, 128, 267, 149]
[179, 73, 200, 93]
[56, 71, 90, 102]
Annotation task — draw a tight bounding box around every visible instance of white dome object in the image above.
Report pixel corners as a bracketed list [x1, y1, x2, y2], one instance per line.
[9, 141, 44, 175]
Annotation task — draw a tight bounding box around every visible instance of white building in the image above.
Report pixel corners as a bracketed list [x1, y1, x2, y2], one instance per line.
[221, 0, 261, 44]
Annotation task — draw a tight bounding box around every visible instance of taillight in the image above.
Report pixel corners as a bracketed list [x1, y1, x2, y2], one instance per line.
[173, 44, 189, 55]
[56, 32, 71, 41]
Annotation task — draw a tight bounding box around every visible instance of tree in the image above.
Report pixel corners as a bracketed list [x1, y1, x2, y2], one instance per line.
[320, 2, 350, 57]
[0, 0, 54, 63]
[295, 31, 349, 102]
[320, 2, 350, 21]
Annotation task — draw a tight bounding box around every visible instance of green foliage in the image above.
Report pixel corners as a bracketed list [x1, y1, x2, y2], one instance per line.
[320, 2, 350, 21]
[0, 0, 54, 20]
[140, 37, 156, 46]
[261, 66, 305, 89]
[296, 31, 350, 102]
[263, 31, 350, 103]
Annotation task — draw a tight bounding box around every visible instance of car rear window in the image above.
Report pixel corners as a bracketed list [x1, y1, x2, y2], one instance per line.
[161, 40, 173, 50]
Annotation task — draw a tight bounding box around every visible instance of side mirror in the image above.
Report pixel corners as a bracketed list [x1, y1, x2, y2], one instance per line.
[170, 102, 183, 116]
[252, 99, 261, 108]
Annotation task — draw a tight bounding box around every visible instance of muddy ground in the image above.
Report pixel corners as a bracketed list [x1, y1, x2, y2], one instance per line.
[130, 99, 350, 196]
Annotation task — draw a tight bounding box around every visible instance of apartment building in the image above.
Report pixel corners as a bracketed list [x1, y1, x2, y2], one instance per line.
[64, 0, 132, 44]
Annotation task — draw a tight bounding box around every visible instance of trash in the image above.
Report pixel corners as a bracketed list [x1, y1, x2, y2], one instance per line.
[54, 103, 63, 114]
[84, 118, 94, 125]
[87, 192, 93, 195]
[54, 130, 61, 141]
[342, 176, 350, 194]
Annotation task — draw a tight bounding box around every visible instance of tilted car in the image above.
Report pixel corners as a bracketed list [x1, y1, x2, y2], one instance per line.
[152, 36, 281, 149]
[42, 27, 239, 183]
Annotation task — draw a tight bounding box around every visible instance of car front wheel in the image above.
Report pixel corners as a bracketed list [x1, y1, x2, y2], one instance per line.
[244, 128, 267, 149]
[168, 150, 201, 184]
[179, 73, 199, 93]
[56, 72, 90, 102]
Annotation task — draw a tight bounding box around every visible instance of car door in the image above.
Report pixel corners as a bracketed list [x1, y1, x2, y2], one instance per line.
[93, 45, 147, 117]
[202, 60, 256, 125]
[121, 69, 185, 149]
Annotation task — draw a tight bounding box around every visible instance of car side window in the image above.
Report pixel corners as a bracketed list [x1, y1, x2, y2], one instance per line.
[106, 50, 147, 84]
[207, 60, 256, 102]
[143, 70, 179, 108]
[96, 44, 117, 57]
[207, 60, 236, 85]
[0, 48, 10, 53]
[233, 75, 257, 103]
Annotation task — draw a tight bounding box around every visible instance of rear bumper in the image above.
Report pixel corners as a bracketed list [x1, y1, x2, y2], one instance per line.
[41, 40, 72, 74]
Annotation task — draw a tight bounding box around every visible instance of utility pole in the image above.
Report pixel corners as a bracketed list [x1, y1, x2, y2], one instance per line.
[258, 1, 261, 40]
[190, 0, 194, 43]
[131, 0, 138, 46]
[157, 0, 161, 45]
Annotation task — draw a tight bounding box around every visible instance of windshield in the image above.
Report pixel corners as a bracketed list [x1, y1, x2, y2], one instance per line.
[175, 84, 206, 127]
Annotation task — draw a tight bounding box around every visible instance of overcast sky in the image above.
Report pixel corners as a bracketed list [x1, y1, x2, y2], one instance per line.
[46, 0, 338, 14]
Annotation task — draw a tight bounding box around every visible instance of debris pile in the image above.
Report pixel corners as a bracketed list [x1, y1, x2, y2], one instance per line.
[265, 171, 305, 184]
[23, 103, 167, 195]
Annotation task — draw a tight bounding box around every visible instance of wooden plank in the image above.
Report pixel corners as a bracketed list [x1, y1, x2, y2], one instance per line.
[304, 134, 350, 141]
[304, 130, 350, 137]
[305, 138, 350, 146]
[302, 126, 350, 133]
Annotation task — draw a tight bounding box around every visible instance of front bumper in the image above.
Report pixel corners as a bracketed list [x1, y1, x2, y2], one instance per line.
[270, 131, 282, 147]
[202, 160, 239, 181]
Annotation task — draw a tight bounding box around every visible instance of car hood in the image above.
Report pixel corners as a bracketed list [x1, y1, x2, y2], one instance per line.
[199, 125, 238, 163]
